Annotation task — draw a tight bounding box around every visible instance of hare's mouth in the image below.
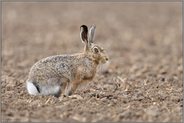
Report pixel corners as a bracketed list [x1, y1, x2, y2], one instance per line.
[98, 60, 110, 73]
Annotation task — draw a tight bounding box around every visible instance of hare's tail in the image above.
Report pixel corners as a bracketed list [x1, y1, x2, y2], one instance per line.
[26, 80, 40, 95]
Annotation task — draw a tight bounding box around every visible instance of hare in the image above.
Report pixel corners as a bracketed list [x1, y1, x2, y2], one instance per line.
[26, 24, 109, 97]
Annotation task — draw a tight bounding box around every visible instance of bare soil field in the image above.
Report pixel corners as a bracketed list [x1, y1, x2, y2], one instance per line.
[1, 2, 183, 122]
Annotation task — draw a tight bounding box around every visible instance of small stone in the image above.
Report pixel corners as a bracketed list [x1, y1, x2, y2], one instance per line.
[72, 114, 87, 122]
[69, 95, 83, 100]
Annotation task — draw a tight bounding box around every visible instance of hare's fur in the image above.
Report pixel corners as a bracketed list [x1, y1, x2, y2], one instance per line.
[26, 25, 109, 97]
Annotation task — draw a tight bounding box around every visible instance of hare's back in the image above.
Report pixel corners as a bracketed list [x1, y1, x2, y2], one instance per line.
[41, 55, 75, 63]
[28, 55, 75, 80]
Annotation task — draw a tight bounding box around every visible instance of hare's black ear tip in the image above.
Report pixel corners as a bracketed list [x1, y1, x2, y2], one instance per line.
[80, 25, 88, 31]
[80, 25, 87, 28]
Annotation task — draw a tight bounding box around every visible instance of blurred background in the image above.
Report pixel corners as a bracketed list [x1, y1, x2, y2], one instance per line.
[2, 2, 182, 122]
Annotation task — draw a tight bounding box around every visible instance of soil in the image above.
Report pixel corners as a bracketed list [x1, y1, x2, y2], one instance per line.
[1, 2, 183, 123]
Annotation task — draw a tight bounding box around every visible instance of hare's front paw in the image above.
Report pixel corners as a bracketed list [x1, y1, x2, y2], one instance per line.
[64, 82, 79, 96]
[64, 86, 73, 96]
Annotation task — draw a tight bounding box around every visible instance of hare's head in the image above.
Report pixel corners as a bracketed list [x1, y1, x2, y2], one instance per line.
[80, 25, 109, 64]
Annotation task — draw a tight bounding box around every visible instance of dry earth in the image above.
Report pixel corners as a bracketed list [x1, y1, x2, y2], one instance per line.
[1, 2, 183, 122]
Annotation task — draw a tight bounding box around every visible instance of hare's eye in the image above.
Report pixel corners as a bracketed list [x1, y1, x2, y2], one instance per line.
[93, 47, 99, 53]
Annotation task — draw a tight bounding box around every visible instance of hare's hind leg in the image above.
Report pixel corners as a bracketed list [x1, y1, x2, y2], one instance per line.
[52, 80, 68, 98]
[39, 78, 61, 97]
[27, 78, 67, 97]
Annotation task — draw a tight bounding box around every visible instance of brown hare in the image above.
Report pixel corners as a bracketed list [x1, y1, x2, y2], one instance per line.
[26, 25, 109, 97]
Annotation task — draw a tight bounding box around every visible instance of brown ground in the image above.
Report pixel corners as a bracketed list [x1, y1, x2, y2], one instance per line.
[1, 2, 183, 123]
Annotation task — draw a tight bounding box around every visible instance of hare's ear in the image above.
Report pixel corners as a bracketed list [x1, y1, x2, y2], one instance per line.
[80, 25, 88, 44]
[88, 25, 96, 43]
